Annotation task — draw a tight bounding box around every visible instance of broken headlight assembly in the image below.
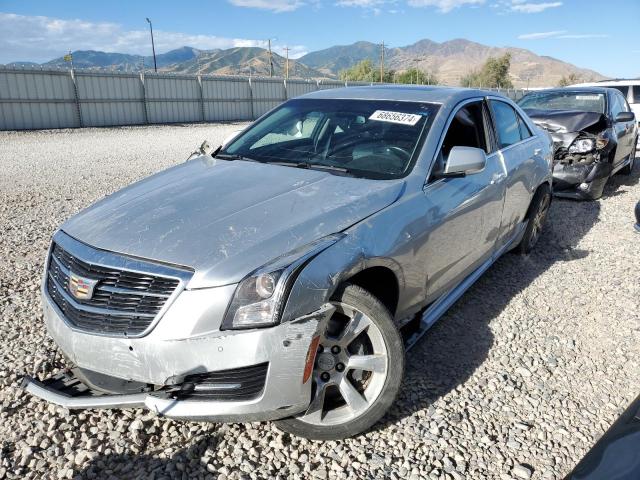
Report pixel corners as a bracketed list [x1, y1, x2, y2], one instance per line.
[221, 234, 343, 330]
[568, 138, 595, 154]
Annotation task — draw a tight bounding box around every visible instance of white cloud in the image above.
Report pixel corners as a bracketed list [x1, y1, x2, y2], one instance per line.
[336, 0, 389, 6]
[407, 0, 485, 13]
[227, 0, 305, 11]
[0, 12, 308, 64]
[518, 30, 609, 40]
[556, 33, 609, 39]
[510, 1, 562, 13]
[493, 0, 562, 13]
[517, 30, 566, 39]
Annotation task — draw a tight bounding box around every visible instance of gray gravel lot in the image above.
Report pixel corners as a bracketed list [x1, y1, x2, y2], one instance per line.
[0, 124, 639, 480]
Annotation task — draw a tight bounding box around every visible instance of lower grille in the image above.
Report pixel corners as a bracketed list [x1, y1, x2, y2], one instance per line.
[46, 235, 189, 337]
[175, 363, 269, 401]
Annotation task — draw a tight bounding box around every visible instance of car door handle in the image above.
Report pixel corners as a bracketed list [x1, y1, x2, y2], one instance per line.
[490, 172, 507, 184]
[534, 148, 542, 156]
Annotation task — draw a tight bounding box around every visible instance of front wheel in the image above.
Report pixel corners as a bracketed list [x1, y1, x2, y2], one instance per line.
[620, 146, 636, 175]
[274, 284, 404, 440]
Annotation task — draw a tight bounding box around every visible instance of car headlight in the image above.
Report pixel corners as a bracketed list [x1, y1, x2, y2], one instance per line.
[568, 138, 595, 154]
[221, 234, 343, 330]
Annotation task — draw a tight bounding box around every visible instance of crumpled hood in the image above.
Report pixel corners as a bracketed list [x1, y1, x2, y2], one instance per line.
[524, 108, 606, 134]
[62, 157, 404, 288]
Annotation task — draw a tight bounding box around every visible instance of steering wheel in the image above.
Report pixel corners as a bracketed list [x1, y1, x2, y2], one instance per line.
[383, 146, 411, 162]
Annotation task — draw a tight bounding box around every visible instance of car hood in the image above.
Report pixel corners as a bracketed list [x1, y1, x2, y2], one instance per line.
[523, 108, 606, 134]
[62, 157, 404, 288]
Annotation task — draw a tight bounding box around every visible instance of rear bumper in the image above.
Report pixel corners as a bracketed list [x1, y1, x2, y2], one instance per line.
[29, 289, 334, 422]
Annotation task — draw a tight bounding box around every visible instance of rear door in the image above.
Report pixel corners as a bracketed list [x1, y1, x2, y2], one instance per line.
[488, 99, 542, 250]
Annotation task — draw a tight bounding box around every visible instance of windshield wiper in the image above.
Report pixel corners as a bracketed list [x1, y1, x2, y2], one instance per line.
[270, 161, 353, 176]
[214, 153, 263, 163]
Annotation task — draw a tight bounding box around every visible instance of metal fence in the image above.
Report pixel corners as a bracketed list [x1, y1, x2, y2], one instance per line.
[0, 67, 526, 130]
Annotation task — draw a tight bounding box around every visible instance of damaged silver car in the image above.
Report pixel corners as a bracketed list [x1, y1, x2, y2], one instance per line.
[519, 87, 638, 200]
[24, 86, 553, 440]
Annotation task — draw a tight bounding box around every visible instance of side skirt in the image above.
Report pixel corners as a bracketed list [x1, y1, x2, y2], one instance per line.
[404, 221, 527, 350]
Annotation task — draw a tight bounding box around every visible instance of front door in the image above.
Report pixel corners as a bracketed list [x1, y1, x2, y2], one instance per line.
[419, 99, 505, 301]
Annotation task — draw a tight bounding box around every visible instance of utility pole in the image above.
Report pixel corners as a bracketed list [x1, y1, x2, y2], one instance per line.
[284, 46, 290, 79]
[146, 18, 157, 73]
[268, 39, 274, 77]
[379, 41, 384, 83]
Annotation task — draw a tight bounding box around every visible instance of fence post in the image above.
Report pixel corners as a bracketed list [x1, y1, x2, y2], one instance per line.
[284, 78, 288, 100]
[140, 73, 149, 124]
[69, 69, 83, 128]
[197, 74, 205, 122]
[248, 77, 255, 121]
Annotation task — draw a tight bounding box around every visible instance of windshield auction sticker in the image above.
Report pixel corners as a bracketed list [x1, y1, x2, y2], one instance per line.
[369, 110, 422, 126]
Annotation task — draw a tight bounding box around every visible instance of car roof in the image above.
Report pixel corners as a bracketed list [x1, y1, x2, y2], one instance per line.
[299, 85, 504, 104]
[576, 79, 640, 87]
[524, 86, 612, 95]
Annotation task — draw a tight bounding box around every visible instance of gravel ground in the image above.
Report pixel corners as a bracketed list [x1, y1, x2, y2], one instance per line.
[0, 124, 639, 480]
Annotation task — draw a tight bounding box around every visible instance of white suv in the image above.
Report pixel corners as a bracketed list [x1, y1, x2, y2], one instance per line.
[573, 79, 640, 150]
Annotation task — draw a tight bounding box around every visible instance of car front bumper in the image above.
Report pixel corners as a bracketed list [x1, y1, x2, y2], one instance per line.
[24, 288, 334, 422]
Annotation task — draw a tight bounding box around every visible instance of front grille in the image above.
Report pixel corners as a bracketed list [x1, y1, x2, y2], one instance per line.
[176, 363, 269, 401]
[46, 240, 183, 336]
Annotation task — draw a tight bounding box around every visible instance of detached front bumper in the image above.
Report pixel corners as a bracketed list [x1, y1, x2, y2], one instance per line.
[552, 161, 612, 200]
[24, 291, 334, 422]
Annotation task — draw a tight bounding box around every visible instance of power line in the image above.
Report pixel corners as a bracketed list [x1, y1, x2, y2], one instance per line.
[284, 46, 290, 80]
[380, 41, 384, 83]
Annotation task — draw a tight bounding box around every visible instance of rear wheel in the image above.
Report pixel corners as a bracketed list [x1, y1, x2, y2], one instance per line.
[514, 184, 551, 254]
[274, 284, 404, 440]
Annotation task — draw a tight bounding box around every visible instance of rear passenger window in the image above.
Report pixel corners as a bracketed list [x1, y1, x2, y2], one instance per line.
[491, 101, 521, 148]
[633, 86, 640, 103]
[517, 114, 532, 140]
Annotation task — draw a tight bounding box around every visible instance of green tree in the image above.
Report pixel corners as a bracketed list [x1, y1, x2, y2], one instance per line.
[394, 68, 438, 85]
[460, 53, 513, 88]
[557, 73, 581, 87]
[340, 60, 376, 82]
[340, 60, 438, 85]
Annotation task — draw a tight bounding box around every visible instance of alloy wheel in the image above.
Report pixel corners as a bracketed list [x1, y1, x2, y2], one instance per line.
[529, 192, 550, 248]
[299, 302, 389, 426]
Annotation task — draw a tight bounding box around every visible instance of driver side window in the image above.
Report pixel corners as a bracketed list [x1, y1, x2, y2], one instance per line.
[430, 101, 489, 180]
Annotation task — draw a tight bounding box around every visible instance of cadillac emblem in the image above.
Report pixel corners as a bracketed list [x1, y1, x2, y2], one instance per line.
[68, 273, 98, 300]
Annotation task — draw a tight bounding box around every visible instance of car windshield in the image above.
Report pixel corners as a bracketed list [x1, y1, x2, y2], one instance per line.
[221, 98, 438, 179]
[518, 91, 605, 114]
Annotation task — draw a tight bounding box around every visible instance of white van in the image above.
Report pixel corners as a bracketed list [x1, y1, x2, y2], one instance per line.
[573, 79, 640, 150]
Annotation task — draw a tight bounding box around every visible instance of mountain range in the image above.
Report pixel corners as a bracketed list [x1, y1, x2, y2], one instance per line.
[6, 38, 606, 87]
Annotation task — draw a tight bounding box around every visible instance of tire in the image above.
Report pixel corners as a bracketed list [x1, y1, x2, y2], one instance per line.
[274, 284, 405, 440]
[513, 184, 551, 255]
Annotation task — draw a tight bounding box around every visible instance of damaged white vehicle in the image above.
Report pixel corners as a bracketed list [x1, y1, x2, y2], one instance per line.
[24, 86, 553, 440]
[518, 87, 637, 200]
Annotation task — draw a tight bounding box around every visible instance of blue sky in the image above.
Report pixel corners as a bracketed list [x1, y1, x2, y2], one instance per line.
[1, 0, 638, 78]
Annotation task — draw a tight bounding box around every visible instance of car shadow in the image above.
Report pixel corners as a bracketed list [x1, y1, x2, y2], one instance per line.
[376, 194, 601, 430]
[77, 433, 222, 479]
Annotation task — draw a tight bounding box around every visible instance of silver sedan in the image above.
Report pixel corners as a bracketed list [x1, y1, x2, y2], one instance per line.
[24, 86, 553, 440]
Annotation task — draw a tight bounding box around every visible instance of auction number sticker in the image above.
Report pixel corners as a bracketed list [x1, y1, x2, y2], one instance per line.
[575, 95, 600, 100]
[369, 110, 422, 126]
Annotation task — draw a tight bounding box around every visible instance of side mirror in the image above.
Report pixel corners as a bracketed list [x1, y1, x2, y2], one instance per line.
[443, 146, 487, 177]
[615, 111, 635, 123]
